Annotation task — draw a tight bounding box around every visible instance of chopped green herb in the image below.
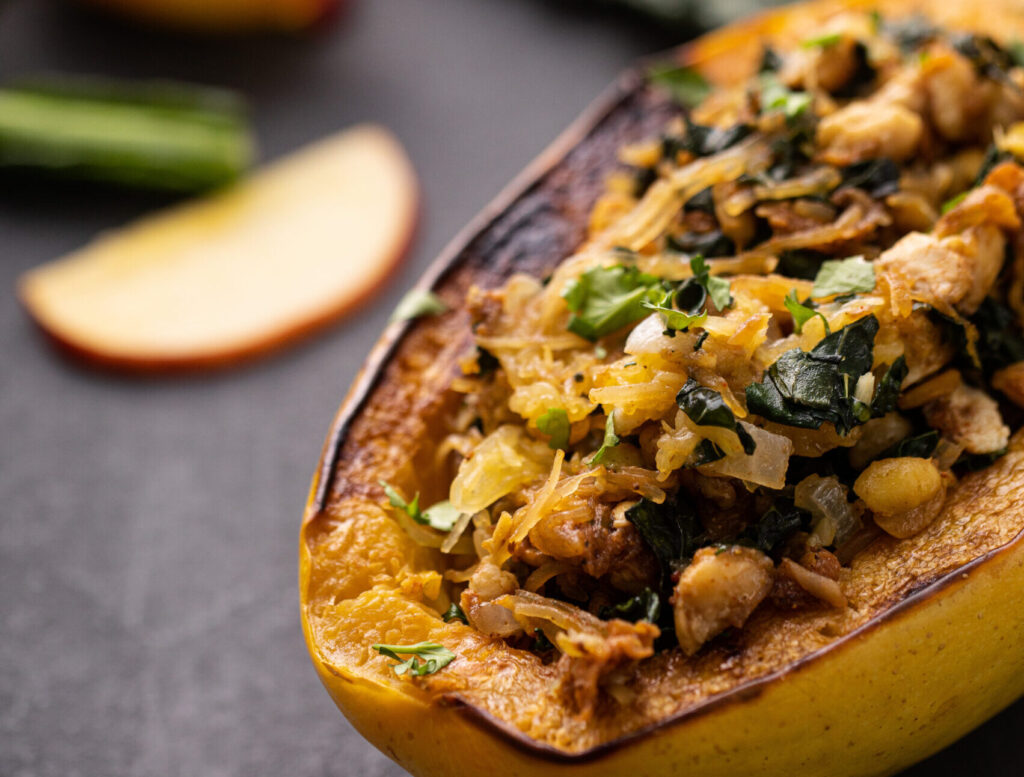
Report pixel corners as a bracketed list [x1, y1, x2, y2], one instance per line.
[760, 75, 813, 119]
[784, 290, 830, 334]
[677, 379, 756, 455]
[589, 414, 620, 466]
[941, 192, 967, 214]
[694, 331, 710, 351]
[594, 345, 608, 360]
[442, 603, 468, 624]
[476, 347, 500, 375]
[745, 315, 880, 435]
[802, 32, 843, 48]
[380, 481, 462, 532]
[647, 64, 711, 108]
[690, 255, 733, 310]
[642, 289, 708, 332]
[562, 265, 661, 341]
[390, 289, 448, 323]
[673, 117, 753, 158]
[371, 642, 455, 677]
[537, 408, 571, 450]
[951, 33, 1017, 82]
[812, 256, 876, 298]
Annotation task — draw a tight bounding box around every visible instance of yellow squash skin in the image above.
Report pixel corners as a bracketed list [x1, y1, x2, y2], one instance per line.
[301, 1, 1024, 774]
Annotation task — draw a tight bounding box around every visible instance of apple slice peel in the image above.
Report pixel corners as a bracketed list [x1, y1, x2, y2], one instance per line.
[19, 124, 418, 372]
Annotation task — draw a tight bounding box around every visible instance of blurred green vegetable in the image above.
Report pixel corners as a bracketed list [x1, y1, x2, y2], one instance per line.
[0, 76, 255, 192]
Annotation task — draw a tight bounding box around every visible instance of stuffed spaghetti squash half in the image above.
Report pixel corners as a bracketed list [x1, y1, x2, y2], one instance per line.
[301, 1, 1024, 775]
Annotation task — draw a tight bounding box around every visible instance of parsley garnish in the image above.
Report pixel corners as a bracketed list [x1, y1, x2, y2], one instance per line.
[589, 415, 620, 465]
[372, 642, 455, 676]
[562, 265, 661, 341]
[811, 256, 876, 298]
[647, 63, 711, 108]
[537, 408, 571, 450]
[389, 289, 447, 323]
[784, 290, 830, 334]
[641, 289, 707, 332]
[759, 74, 812, 119]
[941, 192, 967, 214]
[380, 481, 462, 532]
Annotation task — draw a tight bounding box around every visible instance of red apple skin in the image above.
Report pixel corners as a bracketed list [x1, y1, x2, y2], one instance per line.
[74, 0, 344, 32]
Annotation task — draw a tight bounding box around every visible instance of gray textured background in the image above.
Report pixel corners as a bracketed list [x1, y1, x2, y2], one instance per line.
[0, 1, 1020, 775]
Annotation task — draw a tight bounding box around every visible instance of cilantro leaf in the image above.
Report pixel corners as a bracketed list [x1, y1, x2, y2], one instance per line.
[537, 408, 571, 450]
[760, 75, 812, 119]
[380, 480, 462, 532]
[811, 256, 876, 298]
[420, 501, 461, 532]
[589, 414, 620, 466]
[745, 314, 880, 435]
[561, 265, 661, 341]
[390, 289, 447, 323]
[647, 64, 711, 108]
[802, 32, 842, 48]
[676, 379, 756, 455]
[372, 642, 455, 677]
[690, 254, 733, 310]
[784, 290, 830, 334]
[641, 289, 707, 332]
[941, 192, 967, 214]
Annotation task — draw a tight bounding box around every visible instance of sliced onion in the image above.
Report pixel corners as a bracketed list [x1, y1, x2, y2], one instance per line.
[779, 558, 847, 608]
[393, 509, 475, 554]
[524, 561, 575, 592]
[440, 509, 475, 554]
[700, 423, 793, 489]
[795, 474, 860, 547]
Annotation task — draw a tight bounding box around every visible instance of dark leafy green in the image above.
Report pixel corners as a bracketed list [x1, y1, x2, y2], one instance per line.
[957, 448, 1009, 472]
[677, 379, 756, 455]
[882, 15, 939, 53]
[667, 230, 735, 258]
[740, 502, 809, 555]
[951, 33, 1017, 82]
[626, 497, 705, 576]
[840, 158, 900, 198]
[878, 430, 940, 461]
[777, 249, 829, 280]
[599, 588, 661, 623]
[974, 144, 1013, 186]
[443, 603, 468, 624]
[745, 315, 880, 434]
[871, 356, 908, 417]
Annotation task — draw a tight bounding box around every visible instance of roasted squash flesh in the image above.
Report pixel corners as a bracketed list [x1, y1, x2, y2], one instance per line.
[302, 0, 1024, 774]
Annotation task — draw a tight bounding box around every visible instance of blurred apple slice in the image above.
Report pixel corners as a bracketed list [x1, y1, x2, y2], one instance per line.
[19, 124, 417, 372]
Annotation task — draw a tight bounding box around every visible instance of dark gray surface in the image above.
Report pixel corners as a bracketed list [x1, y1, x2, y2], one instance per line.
[0, 1, 1020, 776]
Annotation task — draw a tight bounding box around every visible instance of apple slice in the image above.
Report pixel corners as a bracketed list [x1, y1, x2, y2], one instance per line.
[19, 124, 418, 372]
